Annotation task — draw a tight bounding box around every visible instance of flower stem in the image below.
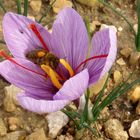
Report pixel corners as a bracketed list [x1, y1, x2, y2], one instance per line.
[23, 0, 28, 16]
[16, 0, 22, 15]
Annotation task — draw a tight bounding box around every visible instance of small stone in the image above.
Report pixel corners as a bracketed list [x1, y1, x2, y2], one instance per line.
[129, 119, 140, 138]
[57, 134, 74, 140]
[89, 73, 108, 96]
[9, 125, 17, 131]
[104, 119, 128, 140]
[120, 47, 132, 58]
[118, 26, 123, 32]
[52, 0, 72, 14]
[27, 15, 35, 21]
[26, 128, 47, 140]
[116, 58, 126, 66]
[30, 0, 42, 13]
[128, 86, 140, 103]
[4, 85, 22, 112]
[0, 118, 7, 136]
[46, 111, 69, 138]
[129, 52, 140, 66]
[8, 117, 20, 131]
[133, 24, 138, 33]
[0, 131, 26, 140]
[90, 20, 101, 32]
[136, 101, 140, 115]
[76, 0, 98, 7]
[113, 70, 122, 84]
[100, 24, 117, 32]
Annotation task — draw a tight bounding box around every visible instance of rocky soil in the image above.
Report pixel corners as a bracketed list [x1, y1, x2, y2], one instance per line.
[0, 0, 140, 139]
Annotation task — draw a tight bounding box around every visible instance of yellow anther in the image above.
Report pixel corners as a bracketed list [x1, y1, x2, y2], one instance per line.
[37, 51, 46, 57]
[60, 59, 74, 77]
[41, 65, 61, 80]
[41, 65, 50, 77]
[49, 69, 62, 89]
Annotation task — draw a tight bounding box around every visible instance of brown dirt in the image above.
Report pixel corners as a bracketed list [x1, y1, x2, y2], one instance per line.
[0, 0, 139, 139]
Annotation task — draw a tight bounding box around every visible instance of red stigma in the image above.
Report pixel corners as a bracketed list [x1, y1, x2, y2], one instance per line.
[0, 51, 48, 78]
[29, 23, 49, 52]
[75, 54, 108, 73]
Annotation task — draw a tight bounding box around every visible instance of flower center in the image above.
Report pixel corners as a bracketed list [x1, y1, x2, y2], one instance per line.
[0, 23, 108, 90]
[26, 49, 74, 89]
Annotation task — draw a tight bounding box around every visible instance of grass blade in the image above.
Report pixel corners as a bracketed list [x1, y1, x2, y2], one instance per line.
[98, 0, 136, 37]
[38, 0, 56, 23]
[0, 0, 6, 13]
[136, 0, 140, 51]
[92, 75, 109, 115]
[62, 109, 80, 129]
[92, 72, 134, 122]
[23, 0, 28, 16]
[16, 0, 22, 14]
[84, 16, 91, 37]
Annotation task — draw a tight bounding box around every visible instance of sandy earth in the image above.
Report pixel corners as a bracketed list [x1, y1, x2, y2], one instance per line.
[0, 0, 139, 139]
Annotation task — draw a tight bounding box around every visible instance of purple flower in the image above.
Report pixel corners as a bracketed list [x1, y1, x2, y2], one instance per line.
[0, 8, 117, 114]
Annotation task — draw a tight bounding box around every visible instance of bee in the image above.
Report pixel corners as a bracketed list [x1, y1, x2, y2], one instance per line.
[26, 49, 59, 70]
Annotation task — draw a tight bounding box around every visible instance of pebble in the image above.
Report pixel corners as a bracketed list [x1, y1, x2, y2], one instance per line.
[57, 134, 74, 140]
[25, 128, 47, 140]
[113, 70, 122, 84]
[52, 0, 72, 14]
[136, 101, 140, 115]
[8, 117, 20, 131]
[116, 58, 126, 66]
[0, 131, 26, 140]
[120, 47, 132, 58]
[46, 111, 69, 138]
[0, 118, 7, 136]
[100, 24, 117, 32]
[76, 0, 98, 7]
[129, 52, 140, 66]
[117, 26, 123, 32]
[30, 0, 42, 13]
[128, 86, 140, 103]
[27, 15, 35, 21]
[104, 119, 128, 140]
[100, 24, 117, 33]
[129, 119, 140, 138]
[91, 20, 101, 32]
[3, 85, 22, 112]
[133, 24, 138, 33]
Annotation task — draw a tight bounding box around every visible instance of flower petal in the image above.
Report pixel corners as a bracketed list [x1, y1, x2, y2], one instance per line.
[2, 12, 51, 58]
[17, 92, 70, 114]
[0, 58, 55, 99]
[53, 69, 89, 101]
[51, 8, 88, 69]
[87, 28, 117, 85]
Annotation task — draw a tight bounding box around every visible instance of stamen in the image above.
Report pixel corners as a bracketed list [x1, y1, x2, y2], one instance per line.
[60, 59, 74, 77]
[0, 50, 48, 78]
[75, 54, 108, 73]
[49, 69, 62, 89]
[41, 65, 62, 80]
[29, 23, 49, 51]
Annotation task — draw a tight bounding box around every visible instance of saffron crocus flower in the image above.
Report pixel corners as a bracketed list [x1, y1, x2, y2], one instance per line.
[0, 8, 117, 114]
